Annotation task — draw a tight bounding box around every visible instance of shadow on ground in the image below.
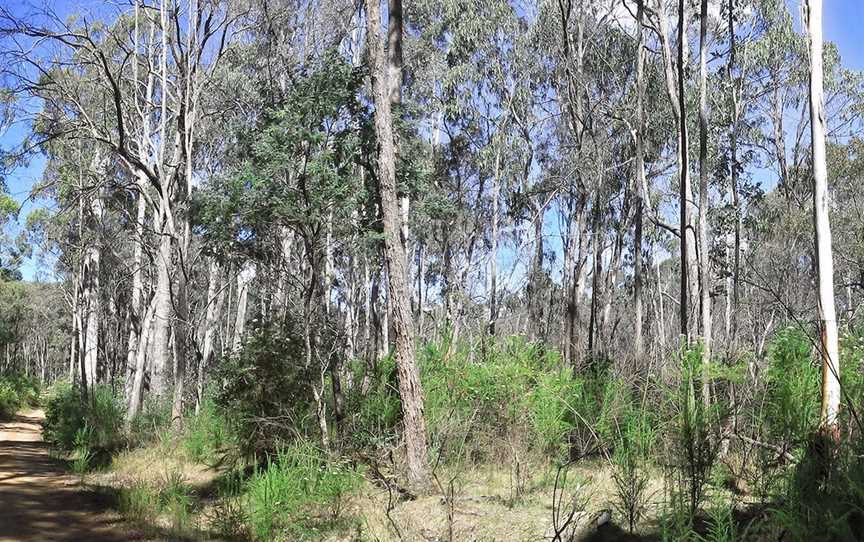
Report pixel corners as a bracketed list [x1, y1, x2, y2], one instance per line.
[0, 411, 138, 541]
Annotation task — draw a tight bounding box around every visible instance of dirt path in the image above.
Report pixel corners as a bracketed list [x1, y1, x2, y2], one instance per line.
[0, 409, 134, 541]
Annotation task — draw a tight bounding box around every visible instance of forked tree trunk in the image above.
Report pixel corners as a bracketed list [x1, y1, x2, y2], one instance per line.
[805, 0, 841, 432]
[197, 259, 225, 413]
[366, 0, 430, 488]
[127, 295, 156, 422]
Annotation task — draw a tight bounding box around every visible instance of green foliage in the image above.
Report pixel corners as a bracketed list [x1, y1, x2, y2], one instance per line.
[764, 327, 819, 446]
[118, 481, 160, 525]
[243, 441, 359, 540]
[43, 380, 124, 458]
[352, 338, 637, 465]
[697, 496, 737, 542]
[70, 427, 95, 475]
[43, 380, 86, 449]
[418, 338, 572, 462]
[525, 370, 575, 457]
[611, 408, 655, 532]
[117, 472, 195, 537]
[193, 51, 369, 260]
[662, 347, 717, 522]
[342, 354, 401, 451]
[568, 360, 634, 456]
[181, 398, 237, 464]
[769, 434, 864, 541]
[160, 471, 195, 534]
[213, 322, 314, 459]
[0, 373, 39, 419]
[127, 396, 173, 447]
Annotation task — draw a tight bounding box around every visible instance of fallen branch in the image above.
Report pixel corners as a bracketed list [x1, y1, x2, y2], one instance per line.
[734, 433, 795, 463]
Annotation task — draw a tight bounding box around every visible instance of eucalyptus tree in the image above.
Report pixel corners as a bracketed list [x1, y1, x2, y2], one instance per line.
[366, 0, 430, 487]
[804, 0, 840, 434]
[697, 0, 712, 402]
[0, 1, 239, 420]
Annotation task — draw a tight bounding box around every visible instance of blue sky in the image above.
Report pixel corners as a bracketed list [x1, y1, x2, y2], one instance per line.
[821, 0, 864, 70]
[2, 0, 864, 281]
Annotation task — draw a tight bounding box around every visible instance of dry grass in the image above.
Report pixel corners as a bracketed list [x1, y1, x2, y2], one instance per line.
[324, 459, 667, 542]
[82, 437, 684, 541]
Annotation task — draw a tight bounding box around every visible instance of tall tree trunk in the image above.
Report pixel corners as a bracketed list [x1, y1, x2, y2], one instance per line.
[655, 250, 667, 355]
[677, 0, 691, 343]
[69, 282, 78, 381]
[529, 203, 545, 341]
[601, 208, 627, 347]
[698, 0, 712, 405]
[127, 294, 156, 422]
[149, 203, 173, 398]
[634, 0, 646, 363]
[366, 0, 430, 488]
[196, 259, 225, 413]
[82, 191, 104, 390]
[232, 262, 255, 352]
[727, 0, 741, 350]
[124, 186, 147, 406]
[805, 0, 841, 432]
[389, 0, 412, 294]
[488, 148, 501, 337]
[588, 199, 603, 358]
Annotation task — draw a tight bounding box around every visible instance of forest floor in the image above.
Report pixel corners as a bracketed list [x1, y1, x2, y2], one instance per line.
[0, 409, 139, 542]
[0, 410, 685, 541]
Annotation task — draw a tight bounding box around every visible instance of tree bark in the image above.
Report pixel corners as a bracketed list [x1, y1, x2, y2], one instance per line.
[698, 0, 712, 405]
[366, 0, 430, 488]
[149, 203, 173, 398]
[677, 0, 691, 343]
[232, 262, 255, 353]
[488, 147, 501, 337]
[728, 0, 741, 351]
[805, 0, 841, 431]
[196, 258, 225, 413]
[634, 0, 646, 363]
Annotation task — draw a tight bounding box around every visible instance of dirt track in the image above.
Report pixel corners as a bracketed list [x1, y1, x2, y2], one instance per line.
[0, 409, 133, 541]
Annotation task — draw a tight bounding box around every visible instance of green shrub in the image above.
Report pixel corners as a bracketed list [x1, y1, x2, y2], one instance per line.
[661, 346, 716, 522]
[244, 441, 359, 540]
[353, 338, 635, 465]
[43, 380, 124, 459]
[182, 398, 236, 463]
[0, 381, 20, 419]
[342, 355, 401, 451]
[524, 370, 574, 458]
[421, 339, 541, 461]
[117, 472, 196, 536]
[764, 327, 819, 447]
[127, 395, 172, 447]
[118, 481, 160, 524]
[0, 373, 40, 419]
[768, 433, 864, 541]
[611, 408, 655, 532]
[213, 321, 315, 459]
[160, 471, 194, 534]
[569, 362, 633, 455]
[43, 380, 86, 449]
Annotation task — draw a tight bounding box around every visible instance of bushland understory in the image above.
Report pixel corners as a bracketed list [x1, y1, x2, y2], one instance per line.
[3, 329, 863, 541]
